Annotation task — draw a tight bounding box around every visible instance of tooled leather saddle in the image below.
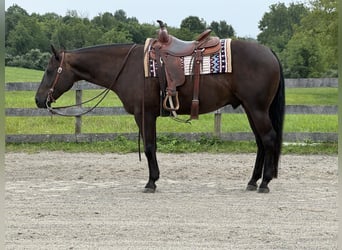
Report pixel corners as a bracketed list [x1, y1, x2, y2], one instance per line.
[148, 20, 222, 119]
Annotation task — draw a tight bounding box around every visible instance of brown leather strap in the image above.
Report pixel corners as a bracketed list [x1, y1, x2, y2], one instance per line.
[47, 51, 65, 103]
[190, 49, 203, 119]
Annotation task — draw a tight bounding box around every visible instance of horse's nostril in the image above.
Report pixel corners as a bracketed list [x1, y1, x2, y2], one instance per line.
[35, 96, 47, 108]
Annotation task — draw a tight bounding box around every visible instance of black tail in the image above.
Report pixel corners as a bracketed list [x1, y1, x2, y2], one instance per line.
[269, 51, 285, 178]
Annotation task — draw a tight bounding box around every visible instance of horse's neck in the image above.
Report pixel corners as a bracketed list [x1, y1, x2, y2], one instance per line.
[69, 48, 124, 89]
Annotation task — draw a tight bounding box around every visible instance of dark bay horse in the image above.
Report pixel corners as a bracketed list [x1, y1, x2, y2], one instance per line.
[35, 39, 285, 193]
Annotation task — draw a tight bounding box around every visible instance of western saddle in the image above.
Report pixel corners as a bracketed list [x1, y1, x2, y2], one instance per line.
[149, 20, 221, 119]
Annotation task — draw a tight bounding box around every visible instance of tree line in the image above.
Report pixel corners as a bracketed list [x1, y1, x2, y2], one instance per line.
[5, 0, 337, 78]
[258, 0, 337, 78]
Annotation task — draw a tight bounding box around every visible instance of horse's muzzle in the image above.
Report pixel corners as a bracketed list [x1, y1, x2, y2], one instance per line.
[35, 96, 50, 108]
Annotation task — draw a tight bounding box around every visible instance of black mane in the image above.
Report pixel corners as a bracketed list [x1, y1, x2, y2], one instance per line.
[69, 43, 136, 53]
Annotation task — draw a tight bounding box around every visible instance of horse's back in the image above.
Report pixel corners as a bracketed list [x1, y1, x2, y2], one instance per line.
[231, 40, 280, 75]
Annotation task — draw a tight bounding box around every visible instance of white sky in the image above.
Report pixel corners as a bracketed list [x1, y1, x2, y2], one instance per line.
[5, 0, 303, 38]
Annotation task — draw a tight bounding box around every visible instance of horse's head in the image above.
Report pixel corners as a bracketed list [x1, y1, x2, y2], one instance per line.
[35, 45, 77, 108]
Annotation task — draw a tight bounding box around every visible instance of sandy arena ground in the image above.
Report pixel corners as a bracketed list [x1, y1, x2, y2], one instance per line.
[5, 152, 338, 249]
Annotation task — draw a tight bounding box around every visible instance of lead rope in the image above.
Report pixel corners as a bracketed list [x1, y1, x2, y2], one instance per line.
[47, 87, 111, 117]
[139, 76, 146, 162]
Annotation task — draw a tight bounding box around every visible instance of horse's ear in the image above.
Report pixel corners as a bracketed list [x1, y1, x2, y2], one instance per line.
[50, 45, 59, 60]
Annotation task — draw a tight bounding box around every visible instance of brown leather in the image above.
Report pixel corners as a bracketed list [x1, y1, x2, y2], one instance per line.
[196, 29, 211, 41]
[149, 34, 221, 90]
[150, 20, 223, 119]
[159, 35, 220, 57]
[156, 20, 220, 57]
[190, 50, 203, 119]
[202, 41, 221, 56]
[158, 25, 169, 43]
[162, 54, 185, 92]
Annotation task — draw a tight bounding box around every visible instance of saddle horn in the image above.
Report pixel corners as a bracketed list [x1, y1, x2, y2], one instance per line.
[157, 20, 169, 43]
[157, 20, 165, 28]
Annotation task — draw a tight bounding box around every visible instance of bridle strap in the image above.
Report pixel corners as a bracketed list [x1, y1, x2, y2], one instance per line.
[47, 51, 65, 103]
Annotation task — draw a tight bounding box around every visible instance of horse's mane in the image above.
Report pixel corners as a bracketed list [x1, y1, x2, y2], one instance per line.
[69, 43, 136, 53]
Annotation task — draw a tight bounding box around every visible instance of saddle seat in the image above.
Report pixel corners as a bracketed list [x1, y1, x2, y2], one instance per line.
[159, 30, 220, 57]
[157, 20, 220, 56]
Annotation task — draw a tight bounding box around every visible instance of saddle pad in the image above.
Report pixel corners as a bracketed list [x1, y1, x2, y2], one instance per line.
[144, 38, 232, 78]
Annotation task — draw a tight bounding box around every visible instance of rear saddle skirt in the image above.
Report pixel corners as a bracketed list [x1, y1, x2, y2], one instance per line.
[144, 20, 232, 119]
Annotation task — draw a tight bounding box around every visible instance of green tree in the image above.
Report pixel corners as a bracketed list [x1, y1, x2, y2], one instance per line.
[282, 0, 337, 77]
[36, 12, 63, 46]
[5, 4, 241, 70]
[5, 4, 29, 40]
[296, 0, 337, 76]
[7, 17, 49, 55]
[120, 19, 145, 44]
[139, 23, 160, 40]
[114, 9, 127, 22]
[171, 27, 196, 41]
[51, 12, 94, 49]
[92, 12, 117, 32]
[180, 16, 206, 34]
[257, 3, 308, 53]
[209, 20, 235, 38]
[101, 27, 133, 43]
[282, 32, 323, 77]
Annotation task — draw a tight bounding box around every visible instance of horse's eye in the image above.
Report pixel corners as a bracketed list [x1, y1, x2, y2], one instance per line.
[46, 67, 54, 75]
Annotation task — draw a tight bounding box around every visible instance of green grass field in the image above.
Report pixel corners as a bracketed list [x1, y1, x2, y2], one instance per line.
[5, 67, 338, 154]
[5, 67, 45, 83]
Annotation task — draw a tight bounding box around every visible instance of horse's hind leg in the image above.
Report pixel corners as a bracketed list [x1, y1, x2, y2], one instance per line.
[246, 141, 264, 191]
[244, 111, 264, 190]
[134, 113, 160, 192]
[245, 108, 277, 193]
[258, 129, 277, 193]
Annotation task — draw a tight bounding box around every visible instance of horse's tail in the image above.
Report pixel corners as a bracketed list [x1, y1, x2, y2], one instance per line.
[269, 50, 285, 178]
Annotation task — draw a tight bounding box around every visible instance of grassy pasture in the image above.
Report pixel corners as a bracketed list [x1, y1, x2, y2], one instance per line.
[5, 67, 44, 83]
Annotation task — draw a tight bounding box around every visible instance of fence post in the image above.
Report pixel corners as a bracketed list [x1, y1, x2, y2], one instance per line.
[75, 84, 82, 134]
[214, 108, 222, 137]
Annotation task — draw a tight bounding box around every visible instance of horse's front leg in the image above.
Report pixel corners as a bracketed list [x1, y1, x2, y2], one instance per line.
[135, 113, 159, 192]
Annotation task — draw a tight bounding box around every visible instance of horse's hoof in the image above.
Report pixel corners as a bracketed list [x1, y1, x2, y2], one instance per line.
[143, 187, 156, 193]
[258, 187, 270, 193]
[246, 184, 257, 191]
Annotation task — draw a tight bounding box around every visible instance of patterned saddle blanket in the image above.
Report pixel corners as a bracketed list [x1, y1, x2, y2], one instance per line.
[144, 38, 232, 78]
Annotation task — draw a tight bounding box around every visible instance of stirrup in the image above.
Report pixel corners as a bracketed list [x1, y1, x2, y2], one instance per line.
[163, 92, 180, 112]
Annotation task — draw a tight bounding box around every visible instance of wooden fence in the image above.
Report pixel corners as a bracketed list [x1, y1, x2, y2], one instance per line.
[5, 78, 338, 143]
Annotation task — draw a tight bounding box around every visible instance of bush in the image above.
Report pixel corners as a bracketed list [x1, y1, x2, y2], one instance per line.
[6, 49, 51, 70]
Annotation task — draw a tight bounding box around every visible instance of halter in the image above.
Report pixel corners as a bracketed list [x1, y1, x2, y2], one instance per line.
[47, 51, 65, 103]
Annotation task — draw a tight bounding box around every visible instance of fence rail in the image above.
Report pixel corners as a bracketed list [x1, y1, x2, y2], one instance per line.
[5, 78, 339, 91]
[5, 78, 338, 143]
[5, 105, 338, 117]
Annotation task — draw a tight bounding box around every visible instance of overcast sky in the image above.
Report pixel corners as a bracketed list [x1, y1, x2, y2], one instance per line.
[5, 0, 302, 38]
